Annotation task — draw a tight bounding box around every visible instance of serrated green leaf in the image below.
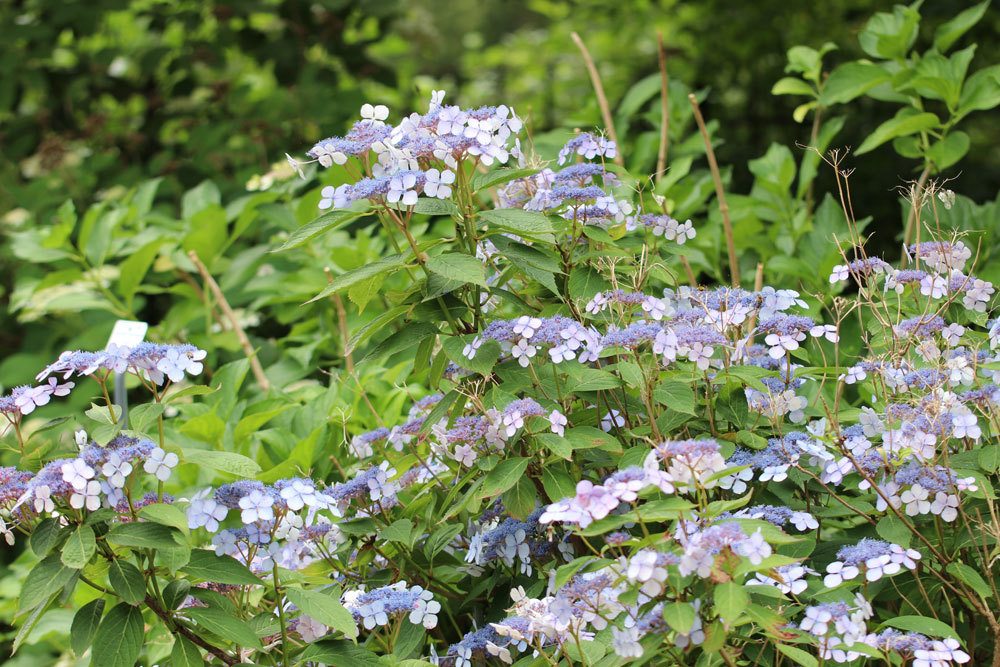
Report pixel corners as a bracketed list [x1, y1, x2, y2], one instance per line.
[61, 525, 96, 569]
[91, 603, 143, 667]
[479, 208, 556, 237]
[274, 208, 369, 252]
[426, 252, 487, 286]
[472, 167, 539, 192]
[183, 607, 263, 649]
[107, 522, 185, 550]
[308, 254, 408, 303]
[946, 562, 993, 599]
[20, 555, 77, 612]
[181, 448, 260, 478]
[109, 560, 146, 605]
[171, 636, 205, 667]
[881, 615, 960, 640]
[777, 644, 819, 667]
[662, 601, 696, 634]
[70, 598, 105, 656]
[652, 380, 697, 415]
[713, 582, 749, 623]
[285, 587, 359, 639]
[478, 457, 532, 499]
[180, 550, 263, 586]
[298, 639, 386, 665]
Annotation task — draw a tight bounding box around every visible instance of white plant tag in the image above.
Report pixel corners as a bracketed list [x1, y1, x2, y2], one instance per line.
[106, 320, 148, 350]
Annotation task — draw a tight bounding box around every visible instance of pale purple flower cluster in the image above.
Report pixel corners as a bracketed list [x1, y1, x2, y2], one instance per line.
[299, 93, 524, 211]
[823, 538, 920, 587]
[465, 506, 570, 575]
[37, 343, 206, 386]
[342, 582, 441, 630]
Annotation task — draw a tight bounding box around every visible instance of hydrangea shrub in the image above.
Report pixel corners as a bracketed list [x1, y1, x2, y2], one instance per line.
[5, 12, 1000, 665]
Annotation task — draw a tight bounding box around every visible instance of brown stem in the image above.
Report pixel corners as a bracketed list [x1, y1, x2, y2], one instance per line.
[146, 596, 239, 665]
[679, 256, 698, 288]
[325, 268, 355, 373]
[688, 93, 740, 287]
[187, 251, 271, 392]
[655, 31, 671, 183]
[902, 164, 932, 248]
[746, 262, 765, 345]
[570, 32, 624, 167]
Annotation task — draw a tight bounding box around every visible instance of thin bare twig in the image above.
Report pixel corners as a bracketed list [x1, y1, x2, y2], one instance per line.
[188, 251, 271, 392]
[688, 93, 740, 287]
[325, 267, 355, 373]
[655, 31, 670, 183]
[570, 32, 624, 167]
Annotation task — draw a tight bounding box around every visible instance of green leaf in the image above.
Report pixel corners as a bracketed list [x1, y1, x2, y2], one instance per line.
[181, 448, 260, 478]
[285, 587, 359, 639]
[502, 476, 538, 520]
[568, 266, 610, 304]
[858, 3, 920, 60]
[662, 601, 696, 634]
[876, 515, 910, 546]
[479, 208, 556, 237]
[91, 603, 143, 667]
[946, 562, 993, 599]
[652, 380, 697, 415]
[234, 406, 291, 443]
[562, 426, 620, 453]
[489, 235, 562, 273]
[441, 335, 500, 376]
[489, 236, 561, 292]
[934, 1, 989, 52]
[541, 465, 577, 502]
[20, 555, 77, 612]
[107, 522, 185, 550]
[927, 132, 970, 170]
[274, 208, 369, 252]
[61, 525, 96, 569]
[562, 365, 621, 391]
[171, 636, 205, 667]
[958, 64, 1000, 115]
[298, 639, 386, 665]
[426, 252, 487, 287]
[70, 598, 105, 656]
[117, 239, 163, 305]
[163, 580, 192, 610]
[180, 550, 263, 586]
[979, 444, 1000, 472]
[820, 62, 890, 106]
[478, 457, 532, 499]
[388, 198, 459, 216]
[129, 402, 165, 433]
[108, 560, 146, 605]
[183, 607, 263, 649]
[771, 77, 815, 97]
[713, 582, 749, 623]
[472, 167, 539, 192]
[379, 519, 415, 546]
[308, 254, 409, 303]
[183, 204, 228, 264]
[361, 323, 439, 364]
[137, 504, 188, 535]
[30, 519, 65, 559]
[856, 109, 940, 156]
[85, 402, 122, 425]
[777, 644, 819, 667]
[881, 615, 960, 640]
